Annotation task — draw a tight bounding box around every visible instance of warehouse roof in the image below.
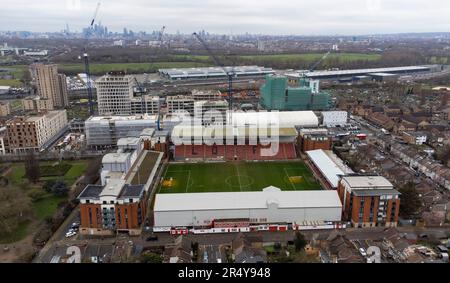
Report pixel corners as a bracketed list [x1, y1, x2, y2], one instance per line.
[159, 66, 274, 79]
[306, 150, 348, 188]
[154, 187, 342, 212]
[286, 66, 431, 79]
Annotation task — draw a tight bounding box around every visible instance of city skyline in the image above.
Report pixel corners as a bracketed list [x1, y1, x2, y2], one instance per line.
[1, 0, 450, 36]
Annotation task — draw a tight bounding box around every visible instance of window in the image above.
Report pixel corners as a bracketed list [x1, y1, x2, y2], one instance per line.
[129, 198, 133, 203]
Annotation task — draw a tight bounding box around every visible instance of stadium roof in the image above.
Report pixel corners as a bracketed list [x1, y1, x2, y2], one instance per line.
[171, 125, 298, 139]
[154, 186, 342, 212]
[228, 111, 319, 128]
[306, 150, 347, 188]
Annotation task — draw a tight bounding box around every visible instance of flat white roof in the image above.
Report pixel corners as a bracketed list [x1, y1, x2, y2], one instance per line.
[102, 152, 131, 164]
[154, 186, 342, 212]
[117, 137, 140, 146]
[228, 111, 318, 127]
[286, 66, 430, 78]
[342, 176, 393, 189]
[100, 179, 125, 197]
[86, 114, 157, 122]
[306, 150, 346, 188]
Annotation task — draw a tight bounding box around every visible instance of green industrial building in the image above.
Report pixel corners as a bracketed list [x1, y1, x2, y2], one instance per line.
[260, 75, 331, 111]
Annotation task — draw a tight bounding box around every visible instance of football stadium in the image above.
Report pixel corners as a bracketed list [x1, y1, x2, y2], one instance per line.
[158, 161, 321, 194]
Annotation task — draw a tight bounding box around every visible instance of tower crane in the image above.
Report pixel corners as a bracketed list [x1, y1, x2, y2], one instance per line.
[158, 26, 166, 48]
[81, 2, 101, 116]
[299, 45, 337, 78]
[193, 32, 235, 113]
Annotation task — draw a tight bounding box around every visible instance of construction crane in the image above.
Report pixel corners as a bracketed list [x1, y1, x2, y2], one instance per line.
[81, 2, 101, 116]
[193, 32, 235, 113]
[299, 45, 336, 78]
[158, 26, 166, 48]
[133, 76, 146, 114]
[309, 50, 331, 72]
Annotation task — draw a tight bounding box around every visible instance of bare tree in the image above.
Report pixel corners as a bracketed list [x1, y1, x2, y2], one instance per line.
[24, 151, 40, 184]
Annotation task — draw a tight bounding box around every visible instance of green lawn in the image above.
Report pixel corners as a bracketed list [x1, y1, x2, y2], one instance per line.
[0, 79, 22, 87]
[240, 53, 381, 62]
[172, 53, 381, 63]
[58, 62, 212, 75]
[8, 160, 88, 187]
[33, 195, 67, 220]
[158, 161, 321, 194]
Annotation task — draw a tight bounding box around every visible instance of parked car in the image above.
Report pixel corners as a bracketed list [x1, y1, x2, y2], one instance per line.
[65, 231, 77, 238]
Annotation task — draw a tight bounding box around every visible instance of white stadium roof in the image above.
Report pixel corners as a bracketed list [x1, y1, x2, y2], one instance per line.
[227, 111, 319, 128]
[306, 149, 350, 188]
[154, 186, 342, 212]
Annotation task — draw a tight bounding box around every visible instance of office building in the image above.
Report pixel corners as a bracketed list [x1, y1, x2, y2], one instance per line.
[167, 95, 194, 114]
[95, 72, 135, 115]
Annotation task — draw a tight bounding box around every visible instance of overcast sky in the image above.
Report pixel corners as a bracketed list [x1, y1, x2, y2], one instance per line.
[1, 0, 450, 35]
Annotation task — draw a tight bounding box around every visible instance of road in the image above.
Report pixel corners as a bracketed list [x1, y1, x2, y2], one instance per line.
[34, 225, 450, 263]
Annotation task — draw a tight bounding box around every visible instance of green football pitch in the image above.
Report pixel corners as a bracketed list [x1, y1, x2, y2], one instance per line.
[158, 161, 322, 194]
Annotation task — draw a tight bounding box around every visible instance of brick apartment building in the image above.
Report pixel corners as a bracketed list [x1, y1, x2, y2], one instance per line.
[337, 175, 400, 228]
[78, 179, 147, 236]
[298, 128, 331, 152]
[6, 110, 68, 153]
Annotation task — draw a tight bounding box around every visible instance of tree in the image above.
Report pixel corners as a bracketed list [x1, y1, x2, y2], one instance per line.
[441, 91, 448, 107]
[294, 232, 307, 252]
[435, 145, 450, 167]
[43, 179, 57, 193]
[82, 157, 102, 185]
[24, 151, 40, 183]
[398, 182, 422, 218]
[0, 188, 33, 236]
[140, 252, 163, 263]
[50, 180, 69, 197]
